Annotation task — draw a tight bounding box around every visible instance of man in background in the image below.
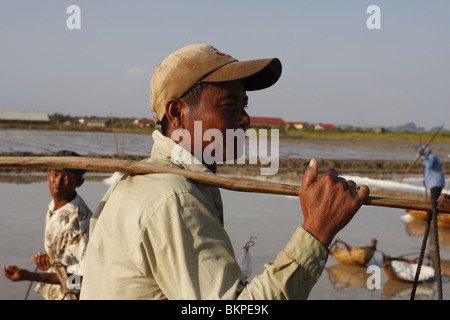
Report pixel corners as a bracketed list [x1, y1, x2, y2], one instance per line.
[2, 150, 92, 300]
[417, 146, 445, 203]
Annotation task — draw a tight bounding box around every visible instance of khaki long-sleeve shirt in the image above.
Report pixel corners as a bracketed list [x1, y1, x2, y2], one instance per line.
[80, 130, 328, 300]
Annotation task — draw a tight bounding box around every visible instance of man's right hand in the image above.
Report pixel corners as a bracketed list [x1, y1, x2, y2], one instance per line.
[299, 158, 370, 247]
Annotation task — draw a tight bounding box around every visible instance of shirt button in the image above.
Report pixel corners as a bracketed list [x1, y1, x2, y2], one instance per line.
[319, 259, 325, 267]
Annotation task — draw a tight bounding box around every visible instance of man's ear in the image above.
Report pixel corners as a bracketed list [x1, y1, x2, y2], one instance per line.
[76, 177, 84, 188]
[165, 98, 186, 130]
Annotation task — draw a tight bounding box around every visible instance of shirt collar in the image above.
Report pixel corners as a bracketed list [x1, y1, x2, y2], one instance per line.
[151, 130, 214, 175]
[47, 194, 80, 217]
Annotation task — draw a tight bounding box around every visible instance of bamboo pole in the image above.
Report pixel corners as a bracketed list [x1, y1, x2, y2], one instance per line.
[399, 123, 445, 182]
[1, 156, 449, 213]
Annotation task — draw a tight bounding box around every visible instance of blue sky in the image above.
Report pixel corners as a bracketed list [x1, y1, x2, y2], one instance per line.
[1, 1, 449, 130]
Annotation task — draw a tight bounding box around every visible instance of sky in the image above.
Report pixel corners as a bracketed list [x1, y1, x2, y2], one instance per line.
[1, 1, 449, 131]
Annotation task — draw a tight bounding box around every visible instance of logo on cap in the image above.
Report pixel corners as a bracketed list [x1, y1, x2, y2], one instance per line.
[210, 47, 227, 57]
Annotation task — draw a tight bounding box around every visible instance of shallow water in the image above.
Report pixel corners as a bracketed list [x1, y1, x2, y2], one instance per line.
[0, 129, 154, 156]
[1, 179, 450, 300]
[222, 188, 450, 300]
[2, 129, 450, 161]
[1, 129, 449, 299]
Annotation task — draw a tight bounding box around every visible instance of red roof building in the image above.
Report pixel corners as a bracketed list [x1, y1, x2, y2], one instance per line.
[249, 117, 286, 128]
[314, 123, 335, 130]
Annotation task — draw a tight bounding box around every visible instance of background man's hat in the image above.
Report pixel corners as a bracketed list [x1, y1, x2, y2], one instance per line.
[53, 150, 86, 177]
[149, 44, 282, 123]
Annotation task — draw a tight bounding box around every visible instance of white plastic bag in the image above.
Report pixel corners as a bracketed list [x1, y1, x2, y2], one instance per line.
[237, 236, 257, 284]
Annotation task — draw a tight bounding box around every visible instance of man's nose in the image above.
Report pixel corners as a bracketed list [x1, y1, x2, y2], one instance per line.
[238, 108, 251, 128]
[55, 175, 64, 185]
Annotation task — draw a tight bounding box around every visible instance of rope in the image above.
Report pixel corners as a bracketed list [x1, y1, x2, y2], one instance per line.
[431, 200, 443, 300]
[24, 266, 38, 300]
[410, 200, 443, 300]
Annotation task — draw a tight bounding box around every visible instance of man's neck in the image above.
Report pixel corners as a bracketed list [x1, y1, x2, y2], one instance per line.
[53, 192, 77, 211]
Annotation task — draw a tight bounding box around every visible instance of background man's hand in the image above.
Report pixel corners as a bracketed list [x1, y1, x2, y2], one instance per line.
[31, 252, 51, 271]
[299, 158, 370, 247]
[2, 265, 30, 282]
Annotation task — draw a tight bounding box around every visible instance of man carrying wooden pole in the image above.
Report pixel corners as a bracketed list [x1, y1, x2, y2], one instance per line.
[399, 124, 444, 182]
[416, 146, 445, 204]
[71, 44, 373, 300]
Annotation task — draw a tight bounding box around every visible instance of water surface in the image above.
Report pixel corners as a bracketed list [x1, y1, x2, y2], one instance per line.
[2, 129, 449, 161]
[1, 179, 449, 300]
[1, 129, 449, 300]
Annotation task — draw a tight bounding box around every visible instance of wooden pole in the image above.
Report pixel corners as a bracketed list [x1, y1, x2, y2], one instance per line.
[110, 112, 120, 155]
[399, 123, 445, 182]
[417, 132, 428, 201]
[1, 156, 449, 213]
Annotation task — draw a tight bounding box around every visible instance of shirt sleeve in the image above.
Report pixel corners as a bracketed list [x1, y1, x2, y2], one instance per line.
[238, 227, 328, 300]
[138, 191, 328, 300]
[421, 155, 431, 168]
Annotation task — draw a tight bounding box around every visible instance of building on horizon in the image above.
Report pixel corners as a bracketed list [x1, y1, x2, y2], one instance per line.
[0, 111, 49, 123]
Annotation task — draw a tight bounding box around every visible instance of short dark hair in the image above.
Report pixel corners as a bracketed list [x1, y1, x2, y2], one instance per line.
[180, 82, 210, 107]
[53, 150, 86, 177]
[160, 82, 211, 136]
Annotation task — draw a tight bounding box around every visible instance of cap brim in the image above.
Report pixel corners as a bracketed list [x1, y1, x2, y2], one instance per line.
[202, 58, 282, 91]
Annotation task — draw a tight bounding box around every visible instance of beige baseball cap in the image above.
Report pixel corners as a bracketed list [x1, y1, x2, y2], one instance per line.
[149, 44, 282, 123]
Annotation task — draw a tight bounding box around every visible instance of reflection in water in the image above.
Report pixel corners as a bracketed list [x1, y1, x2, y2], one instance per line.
[326, 259, 442, 300]
[326, 263, 371, 290]
[403, 213, 450, 247]
[324, 210, 450, 300]
[382, 278, 436, 300]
